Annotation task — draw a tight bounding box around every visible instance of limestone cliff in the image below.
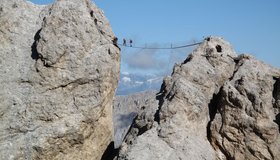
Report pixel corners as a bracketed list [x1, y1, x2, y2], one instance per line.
[117, 37, 280, 160]
[0, 0, 120, 159]
[209, 54, 280, 159]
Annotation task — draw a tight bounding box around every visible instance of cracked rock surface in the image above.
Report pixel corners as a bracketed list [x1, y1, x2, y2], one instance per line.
[117, 37, 280, 160]
[0, 0, 120, 159]
[209, 56, 280, 160]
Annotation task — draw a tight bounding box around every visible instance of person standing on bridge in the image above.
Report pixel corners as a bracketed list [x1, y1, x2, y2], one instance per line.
[129, 39, 133, 47]
[113, 37, 120, 50]
[123, 38, 127, 46]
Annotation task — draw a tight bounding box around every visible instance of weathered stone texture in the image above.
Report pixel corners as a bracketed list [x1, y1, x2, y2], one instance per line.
[209, 56, 280, 160]
[0, 0, 120, 159]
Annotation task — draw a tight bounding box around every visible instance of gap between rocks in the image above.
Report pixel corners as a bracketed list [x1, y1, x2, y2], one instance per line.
[273, 77, 280, 132]
[154, 85, 166, 124]
[206, 54, 248, 159]
[275, 114, 280, 133]
[207, 87, 222, 141]
[31, 28, 53, 67]
[101, 142, 119, 160]
[31, 29, 42, 60]
[273, 77, 280, 108]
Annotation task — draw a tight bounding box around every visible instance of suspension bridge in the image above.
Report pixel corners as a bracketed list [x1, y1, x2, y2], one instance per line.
[116, 41, 202, 50]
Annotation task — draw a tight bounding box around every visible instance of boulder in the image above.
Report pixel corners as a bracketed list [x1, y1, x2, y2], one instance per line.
[0, 0, 120, 159]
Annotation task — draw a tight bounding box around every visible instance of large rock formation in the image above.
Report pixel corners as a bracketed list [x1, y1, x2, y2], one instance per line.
[209, 55, 280, 159]
[0, 0, 120, 159]
[117, 37, 280, 160]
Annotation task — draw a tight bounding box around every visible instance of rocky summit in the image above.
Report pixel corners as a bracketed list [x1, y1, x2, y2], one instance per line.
[117, 37, 280, 160]
[0, 0, 120, 160]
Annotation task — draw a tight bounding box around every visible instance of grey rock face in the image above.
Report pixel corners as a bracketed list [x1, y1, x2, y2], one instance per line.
[117, 37, 280, 160]
[156, 37, 237, 160]
[0, 0, 120, 160]
[209, 57, 280, 160]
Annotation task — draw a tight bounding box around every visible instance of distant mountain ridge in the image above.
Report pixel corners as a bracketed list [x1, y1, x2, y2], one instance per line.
[116, 72, 163, 95]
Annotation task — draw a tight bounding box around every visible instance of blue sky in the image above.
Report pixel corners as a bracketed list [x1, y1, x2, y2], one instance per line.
[31, 0, 280, 75]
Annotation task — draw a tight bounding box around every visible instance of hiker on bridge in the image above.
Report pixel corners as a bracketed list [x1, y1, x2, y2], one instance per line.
[123, 38, 127, 46]
[129, 39, 133, 47]
[113, 37, 120, 50]
[113, 37, 118, 45]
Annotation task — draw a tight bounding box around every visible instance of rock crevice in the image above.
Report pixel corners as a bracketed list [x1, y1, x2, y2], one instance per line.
[273, 77, 280, 109]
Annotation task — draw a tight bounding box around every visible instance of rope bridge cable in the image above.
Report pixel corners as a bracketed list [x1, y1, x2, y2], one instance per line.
[117, 41, 202, 50]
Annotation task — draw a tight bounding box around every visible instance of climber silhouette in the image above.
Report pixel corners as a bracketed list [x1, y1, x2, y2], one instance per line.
[113, 37, 118, 45]
[123, 38, 127, 46]
[129, 39, 133, 47]
[90, 10, 94, 17]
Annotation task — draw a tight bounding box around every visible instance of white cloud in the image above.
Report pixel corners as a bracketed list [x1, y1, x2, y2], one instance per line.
[121, 72, 130, 76]
[123, 42, 194, 75]
[135, 81, 144, 85]
[147, 77, 163, 84]
[126, 49, 161, 70]
[122, 77, 131, 83]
